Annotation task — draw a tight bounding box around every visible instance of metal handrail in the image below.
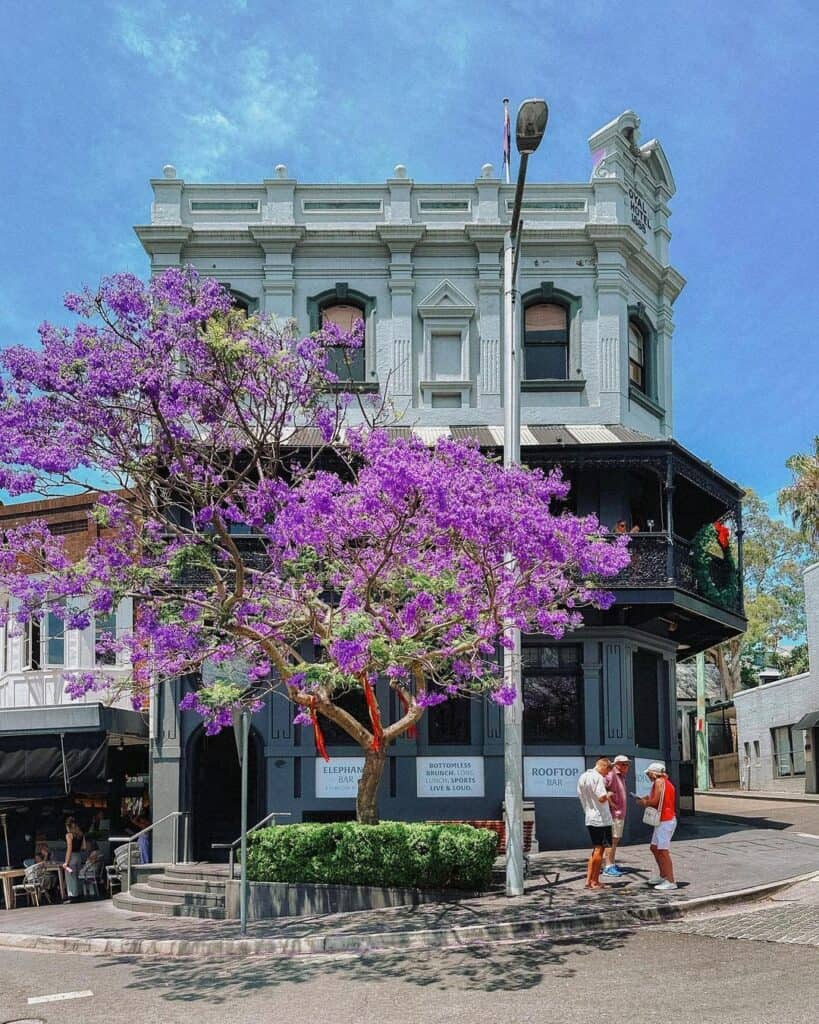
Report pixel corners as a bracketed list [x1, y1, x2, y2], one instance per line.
[211, 811, 291, 877]
[110, 810, 190, 892]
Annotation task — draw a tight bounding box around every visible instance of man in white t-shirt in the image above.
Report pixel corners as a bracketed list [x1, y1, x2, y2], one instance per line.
[576, 757, 614, 890]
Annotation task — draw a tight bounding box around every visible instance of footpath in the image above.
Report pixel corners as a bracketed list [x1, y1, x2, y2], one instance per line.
[1, 816, 818, 958]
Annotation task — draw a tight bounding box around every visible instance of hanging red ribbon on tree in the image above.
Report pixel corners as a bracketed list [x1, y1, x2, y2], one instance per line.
[361, 675, 383, 751]
[312, 708, 330, 762]
[397, 690, 417, 740]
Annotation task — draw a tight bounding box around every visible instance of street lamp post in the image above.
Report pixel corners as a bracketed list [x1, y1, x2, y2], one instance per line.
[504, 98, 548, 898]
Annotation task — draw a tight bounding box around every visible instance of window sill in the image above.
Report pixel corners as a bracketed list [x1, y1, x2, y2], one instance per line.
[628, 385, 665, 418]
[324, 381, 380, 394]
[522, 378, 586, 392]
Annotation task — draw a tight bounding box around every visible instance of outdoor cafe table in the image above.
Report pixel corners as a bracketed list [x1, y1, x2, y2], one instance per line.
[0, 864, 67, 909]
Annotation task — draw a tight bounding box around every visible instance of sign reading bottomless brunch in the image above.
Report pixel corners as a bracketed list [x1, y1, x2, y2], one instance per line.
[416, 757, 485, 798]
[524, 756, 585, 797]
[315, 757, 364, 798]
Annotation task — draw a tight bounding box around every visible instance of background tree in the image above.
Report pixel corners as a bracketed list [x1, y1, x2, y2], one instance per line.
[778, 437, 819, 549]
[0, 270, 629, 822]
[707, 489, 810, 697]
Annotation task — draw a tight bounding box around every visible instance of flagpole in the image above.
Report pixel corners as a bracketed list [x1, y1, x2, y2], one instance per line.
[503, 98, 511, 184]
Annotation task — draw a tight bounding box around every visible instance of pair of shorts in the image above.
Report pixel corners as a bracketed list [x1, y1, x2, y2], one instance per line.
[651, 817, 677, 850]
[611, 817, 625, 839]
[587, 825, 612, 848]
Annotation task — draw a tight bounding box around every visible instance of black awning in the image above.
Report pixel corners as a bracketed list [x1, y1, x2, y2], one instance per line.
[0, 731, 108, 798]
[793, 711, 819, 731]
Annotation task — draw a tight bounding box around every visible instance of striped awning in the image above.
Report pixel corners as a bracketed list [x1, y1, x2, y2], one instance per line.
[282, 424, 656, 447]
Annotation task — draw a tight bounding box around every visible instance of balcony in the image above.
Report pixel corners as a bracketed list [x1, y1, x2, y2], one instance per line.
[611, 532, 743, 616]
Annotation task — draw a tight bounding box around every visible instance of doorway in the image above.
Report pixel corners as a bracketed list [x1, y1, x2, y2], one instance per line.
[190, 725, 265, 861]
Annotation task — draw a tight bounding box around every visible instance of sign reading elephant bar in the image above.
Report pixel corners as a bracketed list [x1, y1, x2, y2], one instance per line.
[315, 757, 364, 798]
[416, 756, 485, 798]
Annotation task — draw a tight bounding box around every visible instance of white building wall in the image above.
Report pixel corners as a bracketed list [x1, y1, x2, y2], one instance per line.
[137, 111, 684, 439]
[734, 563, 819, 792]
[0, 596, 133, 710]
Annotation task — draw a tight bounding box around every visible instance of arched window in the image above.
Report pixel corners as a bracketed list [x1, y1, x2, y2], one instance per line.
[308, 284, 375, 388]
[628, 320, 646, 392]
[523, 302, 569, 380]
[321, 302, 366, 382]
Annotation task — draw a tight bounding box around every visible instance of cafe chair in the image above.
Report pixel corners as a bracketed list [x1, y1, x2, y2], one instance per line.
[11, 861, 51, 908]
[106, 842, 142, 896]
[79, 857, 106, 899]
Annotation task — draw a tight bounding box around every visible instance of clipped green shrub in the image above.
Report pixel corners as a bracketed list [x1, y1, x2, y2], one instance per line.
[247, 821, 498, 891]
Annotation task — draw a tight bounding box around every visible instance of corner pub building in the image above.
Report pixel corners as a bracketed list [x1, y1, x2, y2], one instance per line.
[136, 110, 746, 857]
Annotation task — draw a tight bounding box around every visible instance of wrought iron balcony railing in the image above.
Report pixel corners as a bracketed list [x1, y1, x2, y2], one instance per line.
[609, 532, 743, 615]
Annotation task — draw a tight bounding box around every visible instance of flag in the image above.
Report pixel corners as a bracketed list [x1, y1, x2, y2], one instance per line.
[502, 98, 511, 184]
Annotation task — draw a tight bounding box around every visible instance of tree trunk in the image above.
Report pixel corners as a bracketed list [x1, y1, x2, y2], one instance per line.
[356, 747, 388, 824]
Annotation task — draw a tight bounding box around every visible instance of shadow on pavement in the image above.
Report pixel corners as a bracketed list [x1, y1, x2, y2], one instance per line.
[676, 812, 791, 839]
[96, 930, 633, 1002]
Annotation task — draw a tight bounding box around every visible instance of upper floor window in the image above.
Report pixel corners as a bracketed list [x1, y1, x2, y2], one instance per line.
[23, 618, 42, 671]
[523, 303, 569, 380]
[321, 302, 366, 383]
[628, 321, 647, 392]
[308, 284, 375, 388]
[95, 612, 118, 667]
[45, 605, 65, 667]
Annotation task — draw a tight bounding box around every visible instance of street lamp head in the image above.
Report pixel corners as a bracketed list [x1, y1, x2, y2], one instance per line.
[515, 98, 548, 155]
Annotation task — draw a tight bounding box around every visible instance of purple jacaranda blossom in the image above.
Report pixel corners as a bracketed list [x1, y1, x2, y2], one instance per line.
[416, 691, 448, 708]
[0, 268, 631, 814]
[490, 685, 517, 707]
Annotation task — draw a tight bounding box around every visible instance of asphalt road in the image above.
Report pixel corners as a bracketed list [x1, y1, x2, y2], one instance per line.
[1, 926, 818, 1024]
[3, 799, 817, 1024]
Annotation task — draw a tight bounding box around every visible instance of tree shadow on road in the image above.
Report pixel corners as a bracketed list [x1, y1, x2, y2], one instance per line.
[96, 930, 632, 1004]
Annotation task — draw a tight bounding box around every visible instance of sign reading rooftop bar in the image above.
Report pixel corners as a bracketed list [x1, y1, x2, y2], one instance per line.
[524, 756, 585, 797]
[416, 757, 485, 798]
[315, 757, 364, 798]
[629, 186, 651, 234]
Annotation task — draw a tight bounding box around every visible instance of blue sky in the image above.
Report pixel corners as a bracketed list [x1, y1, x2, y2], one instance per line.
[1, 0, 816, 505]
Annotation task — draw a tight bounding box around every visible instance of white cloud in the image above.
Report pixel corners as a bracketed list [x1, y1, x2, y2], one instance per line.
[115, 2, 198, 81]
[112, 3, 321, 178]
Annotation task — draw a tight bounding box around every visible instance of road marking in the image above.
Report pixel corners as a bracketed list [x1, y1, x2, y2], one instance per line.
[27, 990, 94, 1005]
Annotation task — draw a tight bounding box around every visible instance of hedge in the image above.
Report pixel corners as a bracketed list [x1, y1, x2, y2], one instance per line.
[246, 821, 498, 891]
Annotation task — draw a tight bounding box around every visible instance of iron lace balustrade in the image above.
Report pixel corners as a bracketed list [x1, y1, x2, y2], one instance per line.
[609, 532, 742, 614]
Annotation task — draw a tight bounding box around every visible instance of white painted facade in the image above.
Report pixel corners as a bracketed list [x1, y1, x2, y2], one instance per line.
[734, 564, 819, 792]
[136, 110, 684, 438]
[0, 597, 134, 711]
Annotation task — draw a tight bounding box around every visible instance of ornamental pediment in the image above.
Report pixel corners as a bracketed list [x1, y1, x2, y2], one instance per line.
[417, 279, 475, 319]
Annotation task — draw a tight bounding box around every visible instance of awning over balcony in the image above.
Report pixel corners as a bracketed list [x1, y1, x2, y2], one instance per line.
[794, 711, 819, 731]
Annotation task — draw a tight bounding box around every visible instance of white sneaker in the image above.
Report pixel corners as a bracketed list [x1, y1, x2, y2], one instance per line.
[646, 875, 663, 885]
[653, 880, 678, 891]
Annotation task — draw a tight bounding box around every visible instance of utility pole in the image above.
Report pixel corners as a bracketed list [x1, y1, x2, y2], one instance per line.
[695, 651, 709, 791]
[503, 98, 548, 898]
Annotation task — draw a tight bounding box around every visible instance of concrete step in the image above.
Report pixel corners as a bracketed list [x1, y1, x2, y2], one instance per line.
[128, 882, 224, 909]
[163, 863, 232, 882]
[113, 891, 226, 919]
[149, 873, 227, 895]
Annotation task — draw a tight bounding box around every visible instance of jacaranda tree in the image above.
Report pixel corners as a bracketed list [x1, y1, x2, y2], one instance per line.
[0, 269, 629, 822]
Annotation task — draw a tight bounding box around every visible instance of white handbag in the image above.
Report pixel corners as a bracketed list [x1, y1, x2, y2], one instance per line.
[642, 780, 665, 827]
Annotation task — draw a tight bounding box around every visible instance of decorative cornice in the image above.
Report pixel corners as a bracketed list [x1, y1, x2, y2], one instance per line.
[134, 225, 192, 244]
